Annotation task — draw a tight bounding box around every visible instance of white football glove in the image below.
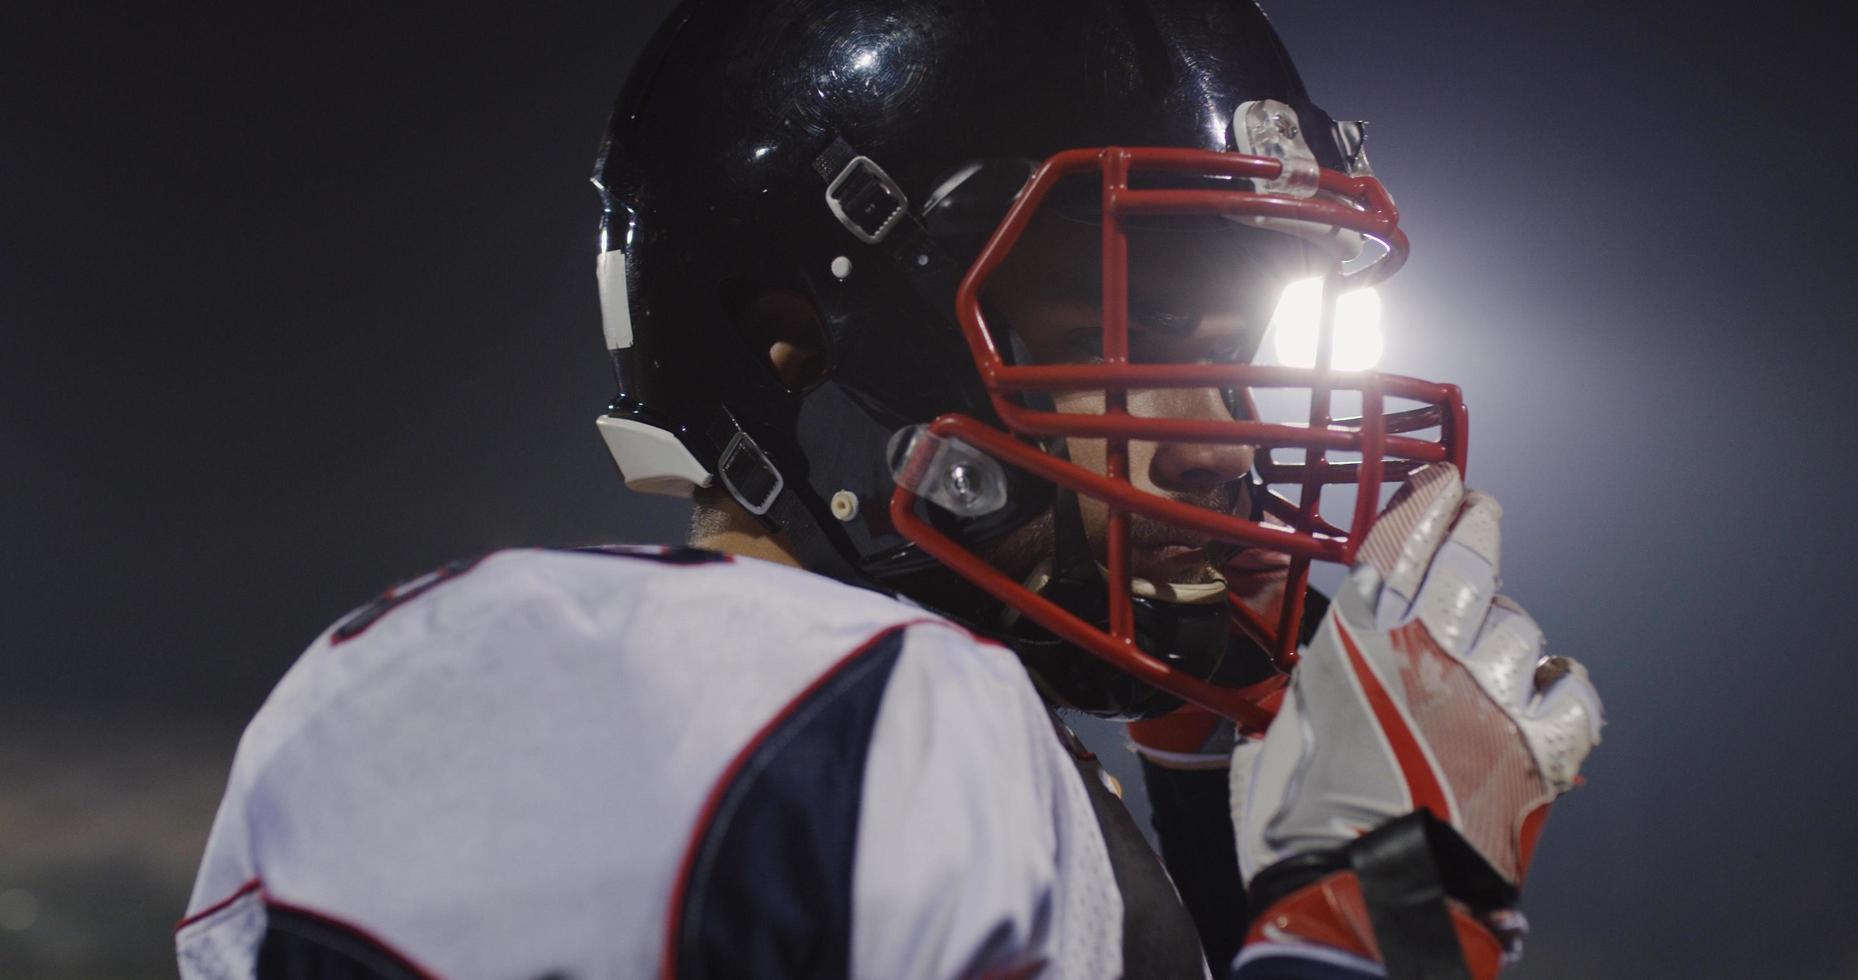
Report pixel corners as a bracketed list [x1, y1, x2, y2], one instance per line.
[1232, 464, 1603, 893]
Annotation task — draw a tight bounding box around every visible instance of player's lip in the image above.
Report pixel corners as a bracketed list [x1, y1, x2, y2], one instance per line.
[1223, 547, 1292, 573]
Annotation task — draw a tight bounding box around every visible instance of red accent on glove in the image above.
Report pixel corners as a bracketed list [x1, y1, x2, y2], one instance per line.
[1243, 871, 1502, 980]
[1516, 803, 1553, 879]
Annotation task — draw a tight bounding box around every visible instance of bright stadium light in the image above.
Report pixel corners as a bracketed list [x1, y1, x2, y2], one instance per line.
[1268, 278, 1384, 371]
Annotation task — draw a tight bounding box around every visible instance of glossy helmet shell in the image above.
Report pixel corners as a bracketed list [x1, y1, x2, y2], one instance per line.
[595, 0, 1369, 716]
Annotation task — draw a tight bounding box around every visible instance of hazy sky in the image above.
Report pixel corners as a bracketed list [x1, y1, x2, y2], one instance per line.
[4, 2, 1855, 976]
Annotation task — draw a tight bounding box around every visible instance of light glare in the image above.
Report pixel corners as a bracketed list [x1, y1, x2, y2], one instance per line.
[1268, 278, 1384, 371]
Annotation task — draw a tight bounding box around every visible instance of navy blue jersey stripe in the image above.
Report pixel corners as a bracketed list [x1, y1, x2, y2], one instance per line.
[257, 901, 438, 980]
[330, 557, 485, 645]
[567, 544, 731, 564]
[671, 626, 908, 980]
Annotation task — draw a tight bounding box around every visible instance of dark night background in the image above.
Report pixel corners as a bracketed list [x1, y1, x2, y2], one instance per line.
[4, 2, 1855, 976]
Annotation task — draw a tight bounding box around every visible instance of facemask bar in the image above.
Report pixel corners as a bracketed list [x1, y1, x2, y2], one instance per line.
[890, 146, 1466, 728]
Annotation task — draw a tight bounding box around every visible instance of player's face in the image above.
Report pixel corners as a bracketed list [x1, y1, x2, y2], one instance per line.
[982, 213, 1302, 595]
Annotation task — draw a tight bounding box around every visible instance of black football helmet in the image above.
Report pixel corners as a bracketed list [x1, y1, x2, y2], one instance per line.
[591, 0, 1464, 723]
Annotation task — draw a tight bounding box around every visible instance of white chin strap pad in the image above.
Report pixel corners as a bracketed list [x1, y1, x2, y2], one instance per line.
[595, 416, 714, 497]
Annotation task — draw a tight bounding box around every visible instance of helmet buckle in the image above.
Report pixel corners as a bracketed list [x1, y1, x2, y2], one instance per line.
[825, 156, 909, 244]
[718, 429, 785, 517]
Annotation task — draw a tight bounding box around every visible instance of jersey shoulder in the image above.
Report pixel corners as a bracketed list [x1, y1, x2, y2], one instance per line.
[321, 545, 908, 651]
[237, 546, 935, 775]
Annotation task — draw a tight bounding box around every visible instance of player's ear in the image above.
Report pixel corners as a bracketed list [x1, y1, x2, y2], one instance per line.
[738, 289, 830, 391]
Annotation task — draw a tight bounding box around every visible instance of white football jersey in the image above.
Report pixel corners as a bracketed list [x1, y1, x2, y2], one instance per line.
[176, 547, 1123, 979]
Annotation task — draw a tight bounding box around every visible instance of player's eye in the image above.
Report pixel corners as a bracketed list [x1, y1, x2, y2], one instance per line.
[1063, 328, 1107, 363]
[1197, 342, 1250, 365]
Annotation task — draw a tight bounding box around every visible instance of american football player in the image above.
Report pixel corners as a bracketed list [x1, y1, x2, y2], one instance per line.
[177, 1, 1601, 977]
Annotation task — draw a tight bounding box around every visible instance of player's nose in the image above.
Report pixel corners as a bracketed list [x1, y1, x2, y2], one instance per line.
[1144, 388, 1253, 496]
[1150, 439, 1252, 496]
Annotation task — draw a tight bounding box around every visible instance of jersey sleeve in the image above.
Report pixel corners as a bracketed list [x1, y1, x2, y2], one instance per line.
[849, 623, 1123, 978]
[174, 735, 266, 978]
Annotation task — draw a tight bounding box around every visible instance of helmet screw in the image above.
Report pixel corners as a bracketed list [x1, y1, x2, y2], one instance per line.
[947, 463, 977, 502]
[830, 256, 853, 280]
[829, 490, 860, 522]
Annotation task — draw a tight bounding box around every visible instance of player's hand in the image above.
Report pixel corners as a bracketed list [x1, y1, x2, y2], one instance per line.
[1230, 464, 1602, 969]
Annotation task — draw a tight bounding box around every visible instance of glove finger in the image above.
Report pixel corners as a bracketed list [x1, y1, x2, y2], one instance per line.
[1463, 594, 1546, 712]
[1412, 490, 1503, 658]
[1353, 463, 1464, 626]
[1521, 656, 1604, 793]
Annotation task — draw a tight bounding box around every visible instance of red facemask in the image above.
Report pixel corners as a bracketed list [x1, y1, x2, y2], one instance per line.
[889, 145, 1466, 731]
